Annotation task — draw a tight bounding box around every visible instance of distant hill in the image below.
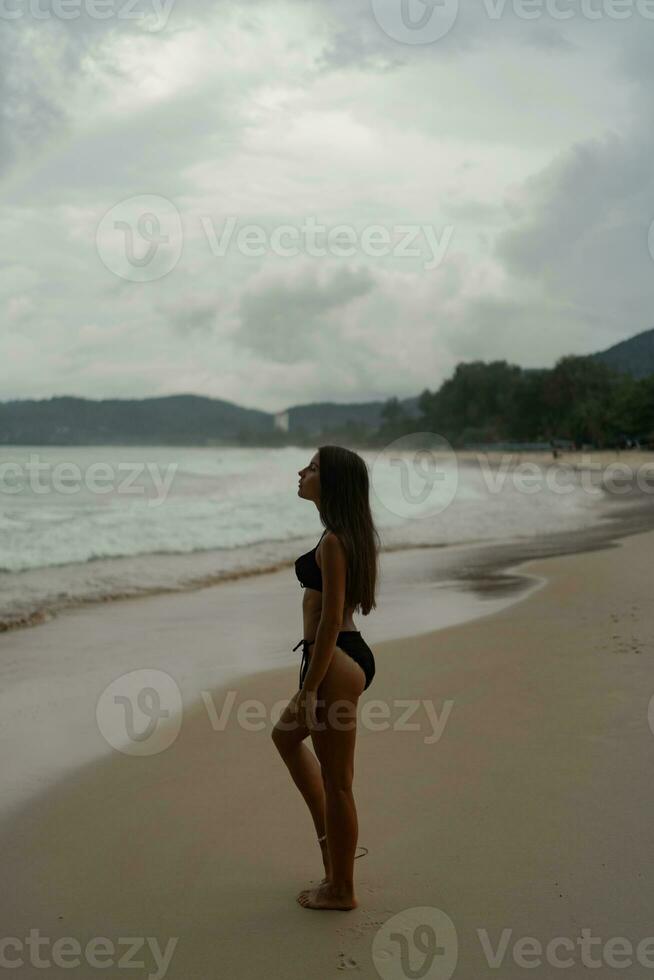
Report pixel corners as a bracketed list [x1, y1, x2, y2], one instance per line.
[284, 395, 421, 436]
[0, 395, 273, 446]
[2, 325, 650, 447]
[589, 327, 654, 379]
[0, 393, 420, 445]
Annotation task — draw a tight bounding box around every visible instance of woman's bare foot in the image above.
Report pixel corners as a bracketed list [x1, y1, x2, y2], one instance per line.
[296, 839, 366, 898]
[297, 882, 358, 911]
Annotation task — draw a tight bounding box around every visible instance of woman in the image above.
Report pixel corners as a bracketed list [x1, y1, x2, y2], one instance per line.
[272, 444, 379, 912]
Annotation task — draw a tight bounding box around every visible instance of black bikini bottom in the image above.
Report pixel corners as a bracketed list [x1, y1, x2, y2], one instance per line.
[293, 631, 376, 691]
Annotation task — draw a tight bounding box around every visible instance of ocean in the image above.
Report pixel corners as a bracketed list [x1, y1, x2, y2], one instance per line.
[0, 444, 609, 631]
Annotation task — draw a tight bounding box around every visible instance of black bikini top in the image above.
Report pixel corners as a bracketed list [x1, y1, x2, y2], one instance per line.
[295, 530, 327, 592]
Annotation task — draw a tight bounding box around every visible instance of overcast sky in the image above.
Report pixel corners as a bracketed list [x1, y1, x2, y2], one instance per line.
[1, 0, 653, 412]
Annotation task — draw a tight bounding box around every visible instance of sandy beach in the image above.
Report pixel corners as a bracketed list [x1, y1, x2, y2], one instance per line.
[2, 487, 654, 976]
[6, 0, 654, 969]
[6, 0, 654, 967]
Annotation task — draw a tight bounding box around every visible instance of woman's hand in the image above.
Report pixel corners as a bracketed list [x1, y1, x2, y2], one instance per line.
[293, 686, 320, 730]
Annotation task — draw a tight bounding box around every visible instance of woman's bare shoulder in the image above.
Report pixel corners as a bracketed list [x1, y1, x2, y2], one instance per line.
[316, 530, 346, 565]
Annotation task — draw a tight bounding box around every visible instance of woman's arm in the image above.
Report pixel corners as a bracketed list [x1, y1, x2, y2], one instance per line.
[301, 532, 347, 691]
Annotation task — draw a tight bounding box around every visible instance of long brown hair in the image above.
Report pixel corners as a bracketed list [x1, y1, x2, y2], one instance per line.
[317, 445, 380, 616]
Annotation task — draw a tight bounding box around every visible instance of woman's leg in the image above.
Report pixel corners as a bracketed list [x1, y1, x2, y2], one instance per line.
[298, 647, 366, 910]
[271, 689, 331, 877]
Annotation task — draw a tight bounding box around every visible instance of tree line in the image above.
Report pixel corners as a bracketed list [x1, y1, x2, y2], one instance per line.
[371, 355, 654, 450]
[250, 355, 654, 450]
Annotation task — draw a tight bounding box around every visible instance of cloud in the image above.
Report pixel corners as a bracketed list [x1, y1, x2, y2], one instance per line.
[1, 0, 653, 409]
[496, 122, 654, 347]
[236, 262, 376, 363]
[0, 24, 69, 175]
[156, 293, 222, 337]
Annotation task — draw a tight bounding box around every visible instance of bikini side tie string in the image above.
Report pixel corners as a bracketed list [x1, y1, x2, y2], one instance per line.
[318, 834, 368, 860]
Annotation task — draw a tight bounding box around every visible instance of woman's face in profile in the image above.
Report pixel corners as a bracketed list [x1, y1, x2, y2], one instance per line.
[298, 452, 320, 502]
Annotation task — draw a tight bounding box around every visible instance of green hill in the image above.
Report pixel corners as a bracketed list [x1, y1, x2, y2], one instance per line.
[590, 327, 654, 379]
